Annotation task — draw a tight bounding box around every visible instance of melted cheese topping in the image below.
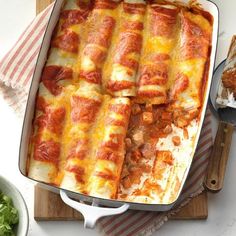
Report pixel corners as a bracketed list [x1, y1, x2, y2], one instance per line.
[28, 0, 213, 204]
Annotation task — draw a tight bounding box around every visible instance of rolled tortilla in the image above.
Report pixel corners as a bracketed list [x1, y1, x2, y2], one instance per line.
[88, 97, 131, 199]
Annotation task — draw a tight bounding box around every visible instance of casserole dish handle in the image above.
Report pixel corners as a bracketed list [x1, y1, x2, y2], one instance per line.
[60, 190, 129, 228]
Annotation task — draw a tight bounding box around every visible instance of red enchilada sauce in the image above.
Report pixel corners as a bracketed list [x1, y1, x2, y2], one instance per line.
[119, 101, 200, 194]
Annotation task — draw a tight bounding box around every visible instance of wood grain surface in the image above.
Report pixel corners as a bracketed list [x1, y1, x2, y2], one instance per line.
[35, 185, 83, 221]
[34, 0, 208, 221]
[34, 185, 208, 221]
[204, 121, 234, 192]
[36, 0, 53, 14]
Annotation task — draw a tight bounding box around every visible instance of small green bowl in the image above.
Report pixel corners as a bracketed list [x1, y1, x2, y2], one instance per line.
[0, 175, 29, 236]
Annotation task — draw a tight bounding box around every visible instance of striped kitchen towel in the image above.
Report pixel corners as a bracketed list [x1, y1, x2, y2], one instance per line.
[0, 3, 53, 114]
[0, 3, 213, 236]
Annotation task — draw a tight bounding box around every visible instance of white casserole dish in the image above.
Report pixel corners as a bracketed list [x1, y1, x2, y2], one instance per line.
[18, 0, 219, 228]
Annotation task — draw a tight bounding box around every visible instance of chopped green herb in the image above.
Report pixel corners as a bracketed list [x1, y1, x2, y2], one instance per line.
[0, 191, 19, 236]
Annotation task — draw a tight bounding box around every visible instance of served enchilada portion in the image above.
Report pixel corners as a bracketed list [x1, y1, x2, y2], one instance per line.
[217, 35, 236, 108]
[27, 0, 213, 204]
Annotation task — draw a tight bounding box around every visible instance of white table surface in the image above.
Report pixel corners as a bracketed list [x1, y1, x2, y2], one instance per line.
[0, 0, 236, 235]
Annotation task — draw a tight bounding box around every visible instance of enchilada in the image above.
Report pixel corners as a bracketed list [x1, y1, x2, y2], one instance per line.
[27, 0, 213, 204]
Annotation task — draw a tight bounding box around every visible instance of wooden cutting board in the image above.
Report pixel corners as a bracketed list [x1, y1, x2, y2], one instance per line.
[34, 0, 208, 221]
[34, 185, 208, 221]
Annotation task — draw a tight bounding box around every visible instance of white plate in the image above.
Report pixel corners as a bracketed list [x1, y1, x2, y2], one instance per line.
[210, 59, 226, 111]
[0, 175, 29, 236]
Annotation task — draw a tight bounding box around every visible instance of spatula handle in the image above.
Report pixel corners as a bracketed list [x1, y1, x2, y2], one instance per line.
[204, 121, 234, 192]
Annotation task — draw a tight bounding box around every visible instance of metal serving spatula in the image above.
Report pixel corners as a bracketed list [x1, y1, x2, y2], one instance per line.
[204, 60, 235, 192]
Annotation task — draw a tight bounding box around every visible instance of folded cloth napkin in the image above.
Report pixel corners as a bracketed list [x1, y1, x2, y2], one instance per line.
[0, 3, 213, 236]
